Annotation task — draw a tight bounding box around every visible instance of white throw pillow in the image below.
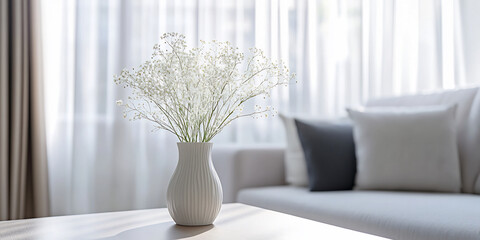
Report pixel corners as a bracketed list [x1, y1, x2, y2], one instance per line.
[347, 105, 461, 192]
[279, 114, 309, 186]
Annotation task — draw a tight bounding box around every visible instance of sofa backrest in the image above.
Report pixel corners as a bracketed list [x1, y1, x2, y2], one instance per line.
[366, 86, 480, 194]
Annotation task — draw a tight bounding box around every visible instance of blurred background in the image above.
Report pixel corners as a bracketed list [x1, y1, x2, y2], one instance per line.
[37, 0, 480, 216]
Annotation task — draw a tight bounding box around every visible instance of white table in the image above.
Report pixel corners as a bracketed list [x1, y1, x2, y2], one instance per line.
[0, 203, 388, 239]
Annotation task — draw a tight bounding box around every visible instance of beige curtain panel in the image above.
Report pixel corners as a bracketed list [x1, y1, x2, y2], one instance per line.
[0, 0, 49, 220]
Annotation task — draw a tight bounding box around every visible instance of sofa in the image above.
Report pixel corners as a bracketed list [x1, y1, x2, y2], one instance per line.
[212, 86, 480, 240]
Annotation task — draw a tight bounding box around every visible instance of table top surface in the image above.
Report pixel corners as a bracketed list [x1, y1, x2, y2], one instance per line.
[0, 203, 387, 240]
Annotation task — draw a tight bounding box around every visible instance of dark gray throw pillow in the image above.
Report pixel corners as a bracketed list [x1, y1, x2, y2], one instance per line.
[294, 119, 356, 191]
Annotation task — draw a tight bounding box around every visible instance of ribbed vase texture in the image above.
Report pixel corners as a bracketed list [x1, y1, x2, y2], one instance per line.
[166, 142, 223, 226]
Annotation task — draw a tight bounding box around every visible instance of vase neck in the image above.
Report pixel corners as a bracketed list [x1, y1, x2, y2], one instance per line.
[177, 142, 213, 164]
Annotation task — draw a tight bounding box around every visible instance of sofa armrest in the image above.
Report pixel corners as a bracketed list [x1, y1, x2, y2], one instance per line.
[212, 145, 286, 203]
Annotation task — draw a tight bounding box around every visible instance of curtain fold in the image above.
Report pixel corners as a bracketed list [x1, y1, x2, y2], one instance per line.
[0, 0, 49, 220]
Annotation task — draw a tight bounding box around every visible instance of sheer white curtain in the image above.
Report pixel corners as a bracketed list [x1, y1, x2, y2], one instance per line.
[41, 0, 469, 216]
[362, 0, 468, 98]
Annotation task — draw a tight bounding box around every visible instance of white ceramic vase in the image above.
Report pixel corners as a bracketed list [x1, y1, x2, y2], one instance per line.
[166, 142, 223, 226]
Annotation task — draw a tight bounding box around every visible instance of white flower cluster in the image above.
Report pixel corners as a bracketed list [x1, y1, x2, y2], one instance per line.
[114, 33, 294, 142]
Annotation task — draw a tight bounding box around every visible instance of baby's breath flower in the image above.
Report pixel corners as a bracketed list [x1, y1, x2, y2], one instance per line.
[115, 32, 295, 142]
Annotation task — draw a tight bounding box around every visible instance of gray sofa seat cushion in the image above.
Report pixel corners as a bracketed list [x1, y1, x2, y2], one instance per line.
[237, 186, 480, 240]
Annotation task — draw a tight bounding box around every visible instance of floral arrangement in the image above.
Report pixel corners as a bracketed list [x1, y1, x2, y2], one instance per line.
[115, 33, 294, 142]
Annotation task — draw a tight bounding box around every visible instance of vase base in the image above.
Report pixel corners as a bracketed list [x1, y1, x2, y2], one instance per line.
[175, 222, 214, 227]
